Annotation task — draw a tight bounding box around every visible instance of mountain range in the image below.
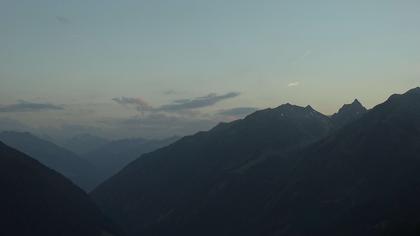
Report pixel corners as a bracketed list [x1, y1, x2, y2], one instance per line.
[3, 87, 420, 236]
[0, 131, 178, 190]
[92, 88, 420, 236]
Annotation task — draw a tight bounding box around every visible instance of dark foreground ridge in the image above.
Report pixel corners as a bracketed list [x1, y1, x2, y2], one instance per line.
[92, 87, 420, 236]
[0, 142, 122, 236]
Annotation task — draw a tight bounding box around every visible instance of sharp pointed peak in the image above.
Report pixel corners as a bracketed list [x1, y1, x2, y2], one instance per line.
[333, 99, 367, 117]
[341, 98, 365, 108]
[305, 105, 317, 112]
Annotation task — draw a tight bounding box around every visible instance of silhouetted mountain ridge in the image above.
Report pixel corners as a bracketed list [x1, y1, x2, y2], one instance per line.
[63, 133, 109, 156]
[257, 87, 420, 235]
[92, 87, 420, 236]
[91, 103, 335, 236]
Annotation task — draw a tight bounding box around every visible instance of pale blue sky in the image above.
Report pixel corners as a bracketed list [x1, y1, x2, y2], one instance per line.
[0, 0, 419, 138]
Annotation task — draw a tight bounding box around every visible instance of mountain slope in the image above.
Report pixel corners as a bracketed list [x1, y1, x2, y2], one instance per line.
[0, 131, 97, 190]
[91, 104, 333, 236]
[260, 87, 420, 236]
[0, 141, 122, 236]
[84, 136, 179, 183]
[93, 88, 420, 236]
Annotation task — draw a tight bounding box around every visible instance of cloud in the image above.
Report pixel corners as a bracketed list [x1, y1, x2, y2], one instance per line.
[291, 49, 312, 65]
[112, 97, 152, 111]
[287, 81, 300, 87]
[218, 107, 259, 117]
[0, 100, 64, 113]
[158, 92, 240, 111]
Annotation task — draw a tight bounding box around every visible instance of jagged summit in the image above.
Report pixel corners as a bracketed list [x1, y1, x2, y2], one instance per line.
[331, 99, 368, 128]
[352, 98, 362, 105]
[305, 105, 314, 110]
[340, 98, 366, 112]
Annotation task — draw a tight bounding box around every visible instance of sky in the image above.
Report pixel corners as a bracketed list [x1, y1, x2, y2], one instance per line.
[1, 0, 420, 139]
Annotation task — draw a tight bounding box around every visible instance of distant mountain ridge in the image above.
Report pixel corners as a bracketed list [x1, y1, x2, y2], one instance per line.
[92, 88, 420, 236]
[62, 133, 110, 156]
[84, 136, 179, 183]
[0, 131, 98, 190]
[0, 130, 180, 190]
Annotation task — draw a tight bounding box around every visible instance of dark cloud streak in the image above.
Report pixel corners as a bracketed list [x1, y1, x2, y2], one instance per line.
[158, 92, 240, 111]
[112, 97, 151, 111]
[0, 100, 64, 113]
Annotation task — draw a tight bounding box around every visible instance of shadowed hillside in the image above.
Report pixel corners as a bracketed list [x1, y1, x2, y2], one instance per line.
[0, 131, 99, 190]
[0, 142, 122, 236]
[92, 88, 420, 236]
[91, 103, 336, 236]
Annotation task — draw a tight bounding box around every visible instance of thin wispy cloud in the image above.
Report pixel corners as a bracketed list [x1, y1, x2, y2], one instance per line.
[291, 49, 312, 65]
[112, 97, 152, 111]
[0, 100, 64, 113]
[114, 92, 240, 113]
[287, 81, 300, 87]
[158, 92, 240, 111]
